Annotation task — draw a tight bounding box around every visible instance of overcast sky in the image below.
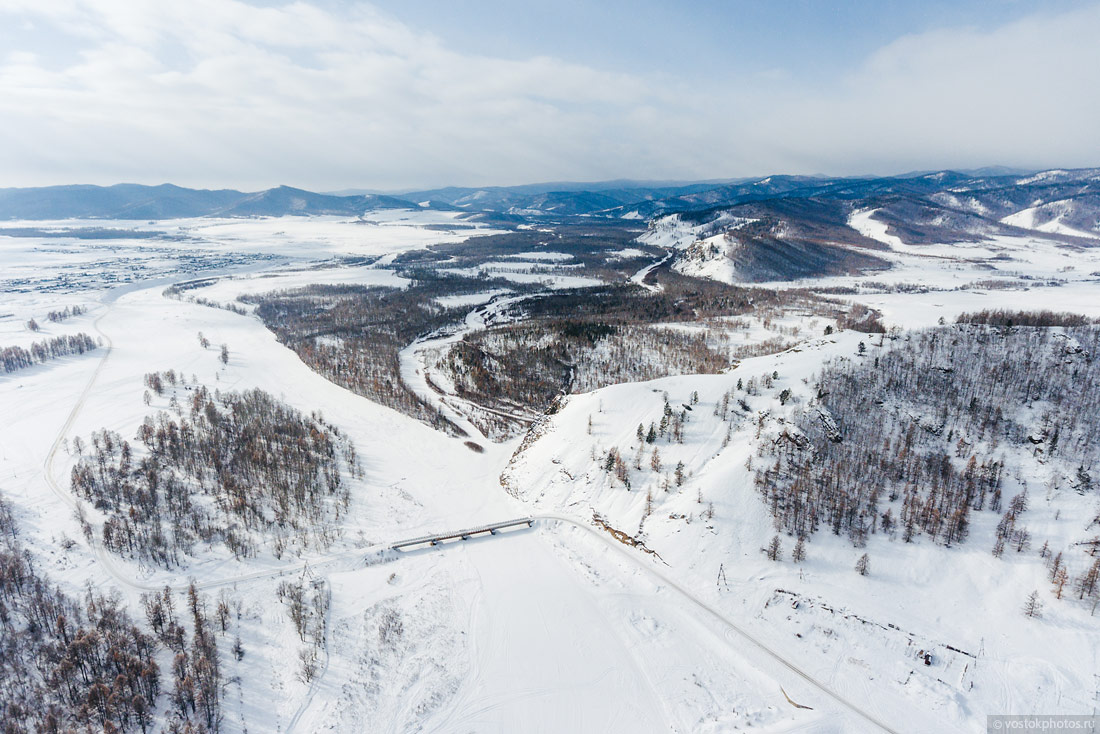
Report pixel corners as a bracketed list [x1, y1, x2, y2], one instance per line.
[1, 0, 1098, 191]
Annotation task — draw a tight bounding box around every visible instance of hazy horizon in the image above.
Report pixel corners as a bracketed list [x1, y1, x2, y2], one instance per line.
[1, 1, 1098, 190]
[0, 164, 1063, 196]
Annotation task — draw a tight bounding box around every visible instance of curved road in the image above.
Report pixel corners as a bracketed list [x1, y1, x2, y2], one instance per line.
[398, 291, 545, 441]
[536, 513, 900, 734]
[41, 274, 897, 734]
[398, 247, 673, 442]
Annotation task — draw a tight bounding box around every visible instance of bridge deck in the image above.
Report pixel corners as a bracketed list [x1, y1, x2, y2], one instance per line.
[391, 517, 534, 550]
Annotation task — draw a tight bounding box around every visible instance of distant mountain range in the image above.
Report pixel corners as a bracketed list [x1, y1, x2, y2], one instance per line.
[0, 184, 421, 220]
[2, 169, 1099, 227]
[647, 167, 1100, 282]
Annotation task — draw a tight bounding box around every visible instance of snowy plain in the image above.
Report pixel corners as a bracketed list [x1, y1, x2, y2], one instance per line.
[3, 209, 1099, 733]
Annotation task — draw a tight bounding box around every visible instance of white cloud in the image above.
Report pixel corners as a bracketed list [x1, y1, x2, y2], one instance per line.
[748, 4, 1100, 175]
[0, 0, 701, 188]
[0, 0, 1097, 189]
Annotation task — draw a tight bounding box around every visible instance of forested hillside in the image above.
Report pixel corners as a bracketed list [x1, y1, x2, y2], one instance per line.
[0, 494, 227, 733]
[70, 374, 359, 567]
[756, 320, 1100, 607]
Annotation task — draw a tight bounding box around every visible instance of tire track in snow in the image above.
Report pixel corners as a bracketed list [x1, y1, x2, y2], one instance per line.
[282, 582, 331, 734]
[40, 303, 149, 591]
[423, 532, 670, 733]
[40, 268, 283, 594]
[537, 513, 902, 734]
[39, 272, 893, 733]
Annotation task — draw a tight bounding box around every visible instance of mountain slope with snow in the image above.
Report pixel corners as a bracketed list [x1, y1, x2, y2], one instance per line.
[503, 327, 1100, 733]
[3, 172, 1100, 733]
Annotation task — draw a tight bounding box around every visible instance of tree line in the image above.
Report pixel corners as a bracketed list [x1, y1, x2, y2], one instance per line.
[956, 309, 1095, 328]
[25, 305, 89, 332]
[242, 274, 532, 435]
[2, 333, 97, 374]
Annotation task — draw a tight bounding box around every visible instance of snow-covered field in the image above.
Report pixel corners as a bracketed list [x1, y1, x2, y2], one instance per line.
[642, 208, 1100, 329]
[8, 215, 814, 733]
[1, 209, 497, 257]
[503, 330, 1100, 733]
[4, 210, 1099, 733]
[438, 260, 601, 289]
[834, 209, 1100, 325]
[657, 206, 1100, 327]
[1001, 202, 1100, 240]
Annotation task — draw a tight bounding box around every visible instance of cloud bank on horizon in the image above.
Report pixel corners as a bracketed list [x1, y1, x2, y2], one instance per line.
[0, 0, 1098, 191]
